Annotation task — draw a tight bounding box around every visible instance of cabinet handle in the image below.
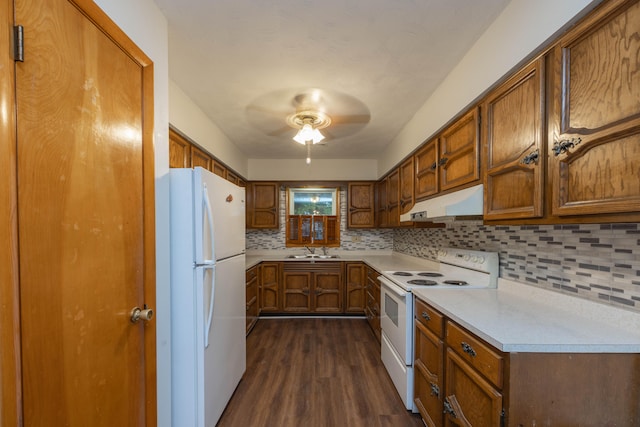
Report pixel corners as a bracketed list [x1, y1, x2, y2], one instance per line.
[443, 398, 457, 418]
[438, 157, 448, 166]
[301, 288, 310, 296]
[521, 149, 539, 165]
[421, 311, 431, 321]
[429, 382, 440, 397]
[429, 162, 437, 171]
[315, 287, 323, 295]
[552, 137, 582, 156]
[461, 342, 477, 357]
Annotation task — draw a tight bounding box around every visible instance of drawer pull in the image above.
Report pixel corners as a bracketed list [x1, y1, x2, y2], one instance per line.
[443, 398, 456, 417]
[461, 342, 477, 357]
[421, 311, 431, 321]
[552, 137, 582, 156]
[521, 149, 539, 165]
[429, 382, 440, 397]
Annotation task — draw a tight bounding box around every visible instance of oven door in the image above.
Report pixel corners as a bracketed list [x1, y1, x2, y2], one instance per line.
[379, 276, 410, 365]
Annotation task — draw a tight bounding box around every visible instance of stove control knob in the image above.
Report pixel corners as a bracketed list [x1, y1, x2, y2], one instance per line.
[438, 249, 447, 257]
[463, 254, 470, 261]
[471, 256, 478, 263]
[477, 256, 485, 264]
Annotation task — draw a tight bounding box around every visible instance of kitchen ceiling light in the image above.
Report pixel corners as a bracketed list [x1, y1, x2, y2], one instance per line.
[293, 123, 325, 144]
[287, 111, 332, 165]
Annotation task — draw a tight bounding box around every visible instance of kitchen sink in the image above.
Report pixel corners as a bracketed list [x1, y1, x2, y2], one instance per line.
[286, 254, 339, 259]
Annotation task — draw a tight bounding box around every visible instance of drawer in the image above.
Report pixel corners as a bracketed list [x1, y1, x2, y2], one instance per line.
[246, 265, 257, 281]
[367, 266, 380, 281]
[446, 321, 503, 389]
[415, 298, 444, 338]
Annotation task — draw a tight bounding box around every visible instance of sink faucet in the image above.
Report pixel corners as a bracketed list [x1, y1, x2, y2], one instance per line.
[305, 246, 315, 255]
[322, 246, 328, 256]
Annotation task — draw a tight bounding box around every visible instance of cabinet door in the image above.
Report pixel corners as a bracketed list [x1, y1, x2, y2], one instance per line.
[260, 262, 280, 312]
[324, 216, 339, 246]
[376, 179, 388, 227]
[246, 266, 258, 334]
[549, 0, 640, 216]
[314, 270, 343, 313]
[444, 349, 502, 427]
[168, 128, 191, 168]
[415, 138, 439, 200]
[483, 58, 545, 220]
[345, 263, 366, 313]
[226, 170, 240, 185]
[211, 159, 227, 179]
[386, 169, 400, 227]
[414, 321, 444, 427]
[439, 108, 480, 191]
[347, 182, 375, 228]
[247, 182, 279, 229]
[191, 145, 211, 170]
[399, 157, 415, 217]
[282, 270, 312, 312]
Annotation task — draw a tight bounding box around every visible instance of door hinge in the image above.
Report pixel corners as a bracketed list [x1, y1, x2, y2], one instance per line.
[13, 25, 24, 62]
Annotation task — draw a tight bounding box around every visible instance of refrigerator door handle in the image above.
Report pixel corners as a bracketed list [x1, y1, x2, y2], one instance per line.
[202, 182, 216, 264]
[203, 264, 215, 348]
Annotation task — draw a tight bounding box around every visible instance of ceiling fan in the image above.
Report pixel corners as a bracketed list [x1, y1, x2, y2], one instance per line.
[245, 88, 370, 163]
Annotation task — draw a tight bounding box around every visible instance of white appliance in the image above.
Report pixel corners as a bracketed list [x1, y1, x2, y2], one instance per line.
[379, 248, 498, 412]
[170, 167, 246, 426]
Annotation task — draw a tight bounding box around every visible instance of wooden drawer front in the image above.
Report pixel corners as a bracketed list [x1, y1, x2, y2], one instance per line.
[367, 266, 380, 281]
[246, 266, 257, 281]
[446, 321, 503, 389]
[414, 320, 444, 427]
[415, 298, 444, 338]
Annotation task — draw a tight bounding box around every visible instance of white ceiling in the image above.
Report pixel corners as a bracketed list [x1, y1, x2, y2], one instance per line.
[155, 0, 512, 160]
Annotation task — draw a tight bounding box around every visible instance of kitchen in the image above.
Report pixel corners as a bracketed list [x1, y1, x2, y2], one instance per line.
[2, 0, 639, 426]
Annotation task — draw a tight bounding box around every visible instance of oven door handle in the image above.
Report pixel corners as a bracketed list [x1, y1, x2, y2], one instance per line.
[379, 276, 406, 297]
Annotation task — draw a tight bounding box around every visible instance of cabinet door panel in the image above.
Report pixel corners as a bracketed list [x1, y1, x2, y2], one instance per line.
[345, 263, 365, 313]
[283, 271, 312, 312]
[483, 59, 544, 220]
[260, 263, 280, 312]
[248, 182, 279, 228]
[387, 169, 400, 227]
[439, 109, 480, 191]
[415, 139, 439, 200]
[399, 157, 415, 216]
[550, 0, 640, 216]
[414, 321, 444, 427]
[347, 182, 375, 228]
[168, 129, 191, 168]
[191, 145, 211, 170]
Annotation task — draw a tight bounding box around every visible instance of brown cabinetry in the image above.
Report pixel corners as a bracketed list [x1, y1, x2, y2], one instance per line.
[190, 145, 212, 170]
[548, 0, 640, 217]
[169, 128, 191, 168]
[259, 262, 281, 312]
[247, 182, 279, 229]
[286, 215, 339, 246]
[414, 138, 439, 200]
[246, 265, 259, 334]
[439, 108, 480, 192]
[282, 262, 342, 313]
[386, 169, 400, 227]
[364, 266, 381, 342]
[483, 58, 545, 220]
[345, 262, 366, 313]
[399, 157, 415, 218]
[375, 180, 388, 228]
[347, 182, 375, 228]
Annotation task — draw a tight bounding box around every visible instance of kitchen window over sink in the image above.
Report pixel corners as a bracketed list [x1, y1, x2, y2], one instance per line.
[286, 187, 340, 247]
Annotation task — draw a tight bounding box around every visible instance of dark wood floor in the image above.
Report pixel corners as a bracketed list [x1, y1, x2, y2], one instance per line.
[217, 317, 424, 427]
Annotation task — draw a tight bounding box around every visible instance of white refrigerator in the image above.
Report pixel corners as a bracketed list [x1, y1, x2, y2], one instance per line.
[170, 167, 246, 426]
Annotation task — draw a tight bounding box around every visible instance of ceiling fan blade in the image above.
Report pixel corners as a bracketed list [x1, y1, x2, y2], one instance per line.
[268, 125, 295, 137]
[329, 114, 371, 125]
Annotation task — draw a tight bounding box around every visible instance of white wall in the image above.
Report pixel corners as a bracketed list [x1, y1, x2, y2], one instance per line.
[248, 158, 378, 181]
[92, 1, 172, 425]
[169, 81, 248, 177]
[378, 0, 600, 175]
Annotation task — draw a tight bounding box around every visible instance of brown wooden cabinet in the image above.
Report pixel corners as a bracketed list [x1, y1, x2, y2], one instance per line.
[375, 179, 388, 228]
[211, 159, 227, 179]
[259, 262, 281, 312]
[345, 262, 366, 313]
[386, 169, 400, 227]
[169, 128, 191, 168]
[364, 265, 381, 342]
[286, 215, 339, 246]
[246, 265, 259, 334]
[190, 145, 212, 170]
[414, 138, 439, 200]
[247, 182, 279, 229]
[282, 262, 342, 313]
[483, 57, 545, 220]
[439, 108, 480, 192]
[347, 182, 375, 228]
[399, 157, 415, 224]
[548, 0, 640, 217]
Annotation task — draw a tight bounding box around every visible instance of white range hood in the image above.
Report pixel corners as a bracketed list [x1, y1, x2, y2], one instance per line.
[401, 184, 484, 222]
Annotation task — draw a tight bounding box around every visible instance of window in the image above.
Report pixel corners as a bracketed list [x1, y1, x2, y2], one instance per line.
[286, 187, 340, 247]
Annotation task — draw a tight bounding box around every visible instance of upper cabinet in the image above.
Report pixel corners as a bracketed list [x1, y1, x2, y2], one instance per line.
[483, 57, 545, 220]
[169, 129, 191, 168]
[375, 179, 388, 228]
[347, 182, 376, 228]
[386, 169, 401, 227]
[399, 157, 415, 220]
[414, 138, 438, 200]
[190, 145, 211, 170]
[548, 0, 640, 217]
[246, 182, 279, 229]
[439, 108, 480, 191]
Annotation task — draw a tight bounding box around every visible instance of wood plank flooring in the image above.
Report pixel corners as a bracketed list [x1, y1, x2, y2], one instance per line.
[217, 318, 424, 427]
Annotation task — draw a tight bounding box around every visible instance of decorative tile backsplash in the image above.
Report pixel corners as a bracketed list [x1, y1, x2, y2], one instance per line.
[245, 186, 639, 312]
[394, 222, 640, 313]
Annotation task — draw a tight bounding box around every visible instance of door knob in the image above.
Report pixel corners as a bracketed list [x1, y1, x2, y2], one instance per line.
[130, 305, 154, 323]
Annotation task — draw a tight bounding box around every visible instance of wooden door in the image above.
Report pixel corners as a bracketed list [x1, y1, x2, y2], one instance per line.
[347, 182, 375, 228]
[282, 270, 312, 312]
[399, 157, 415, 218]
[259, 262, 281, 312]
[386, 169, 400, 227]
[211, 159, 227, 179]
[483, 58, 545, 220]
[313, 269, 342, 313]
[414, 321, 444, 427]
[191, 145, 211, 170]
[345, 263, 366, 313]
[376, 179, 388, 227]
[14, 0, 156, 425]
[549, 0, 640, 216]
[247, 182, 279, 229]
[169, 128, 192, 168]
[439, 108, 480, 191]
[415, 138, 439, 200]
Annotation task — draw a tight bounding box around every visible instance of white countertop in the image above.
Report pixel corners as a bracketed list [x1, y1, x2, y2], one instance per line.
[413, 278, 640, 353]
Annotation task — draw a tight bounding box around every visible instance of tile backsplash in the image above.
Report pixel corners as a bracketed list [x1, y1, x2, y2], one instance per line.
[394, 222, 640, 313]
[245, 186, 639, 312]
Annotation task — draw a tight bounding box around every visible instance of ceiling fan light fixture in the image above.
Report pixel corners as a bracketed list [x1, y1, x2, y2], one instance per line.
[293, 123, 325, 144]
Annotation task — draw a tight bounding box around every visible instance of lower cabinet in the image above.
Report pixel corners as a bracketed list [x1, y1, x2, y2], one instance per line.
[364, 265, 381, 342]
[282, 262, 343, 313]
[414, 296, 640, 426]
[245, 265, 259, 334]
[259, 262, 281, 313]
[345, 262, 366, 313]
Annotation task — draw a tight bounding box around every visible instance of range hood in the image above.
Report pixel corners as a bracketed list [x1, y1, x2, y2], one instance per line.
[401, 184, 484, 222]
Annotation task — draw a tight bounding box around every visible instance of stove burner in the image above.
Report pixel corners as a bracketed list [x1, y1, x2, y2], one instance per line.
[407, 279, 438, 286]
[417, 272, 444, 278]
[393, 272, 413, 276]
[443, 280, 469, 286]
